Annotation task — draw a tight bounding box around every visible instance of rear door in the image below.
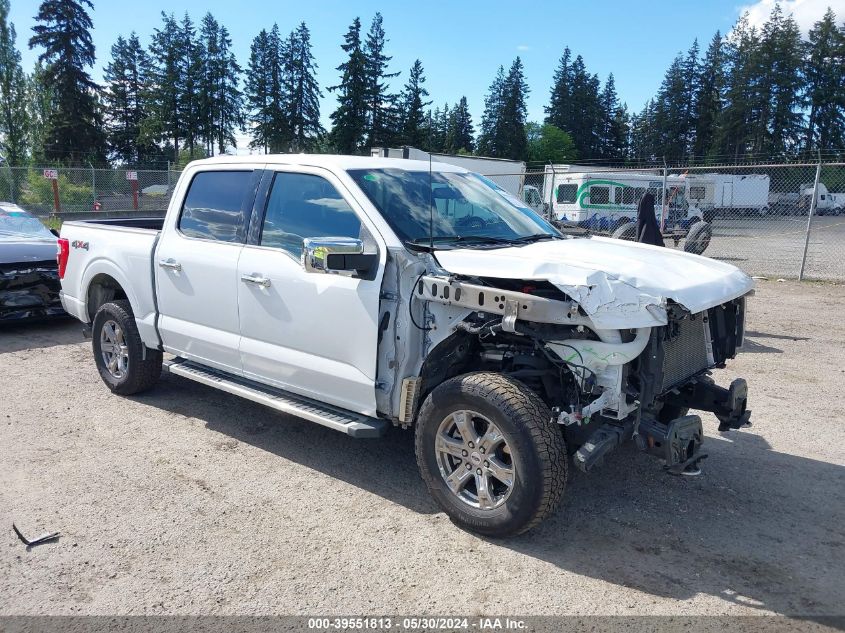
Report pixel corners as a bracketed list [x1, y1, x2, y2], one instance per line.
[155, 166, 261, 374]
[236, 167, 385, 415]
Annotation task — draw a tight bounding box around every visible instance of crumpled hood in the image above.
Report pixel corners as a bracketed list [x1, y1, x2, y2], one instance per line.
[433, 236, 754, 329]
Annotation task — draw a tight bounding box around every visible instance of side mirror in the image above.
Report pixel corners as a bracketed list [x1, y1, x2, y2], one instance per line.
[50, 228, 60, 238]
[302, 237, 377, 276]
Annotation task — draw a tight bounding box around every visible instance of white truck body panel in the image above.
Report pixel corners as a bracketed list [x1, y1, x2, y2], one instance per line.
[688, 174, 770, 213]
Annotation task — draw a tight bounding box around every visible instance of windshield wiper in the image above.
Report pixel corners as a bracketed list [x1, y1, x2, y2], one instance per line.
[405, 235, 515, 249]
[504, 233, 561, 244]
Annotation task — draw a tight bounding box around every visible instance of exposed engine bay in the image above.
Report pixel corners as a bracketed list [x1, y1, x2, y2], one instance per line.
[399, 268, 751, 476]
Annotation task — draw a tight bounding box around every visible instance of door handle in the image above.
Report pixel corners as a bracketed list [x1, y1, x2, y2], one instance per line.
[241, 274, 271, 288]
[158, 258, 182, 271]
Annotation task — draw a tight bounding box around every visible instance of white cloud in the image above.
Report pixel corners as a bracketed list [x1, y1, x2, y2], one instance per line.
[516, 44, 531, 52]
[738, 0, 845, 34]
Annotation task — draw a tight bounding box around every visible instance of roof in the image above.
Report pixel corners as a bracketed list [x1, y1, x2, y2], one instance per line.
[187, 153, 468, 173]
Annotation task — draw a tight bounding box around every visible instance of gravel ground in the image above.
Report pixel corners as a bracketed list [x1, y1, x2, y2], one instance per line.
[1, 279, 844, 617]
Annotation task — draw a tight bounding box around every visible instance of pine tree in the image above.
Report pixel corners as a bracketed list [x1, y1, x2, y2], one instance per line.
[694, 32, 726, 158]
[803, 8, 844, 150]
[329, 18, 368, 154]
[756, 5, 804, 156]
[266, 24, 289, 152]
[545, 48, 572, 134]
[568, 55, 602, 158]
[245, 29, 273, 152]
[714, 14, 760, 159]
[398, 59, 430, 147]
[498, 57, 529, 160]
[102, 33, 152, 164]
[445, 96, 474, 153]
[680, 39, 700, 155]
[477, 66, 505, 156]
[363, 13, 400, 147]
[286, 22, 323, 151]
[207, 23, 243, 153]
[26, 61, 53, 164]
[28, 0, 105, 163]
[179, 13, 202, 157]
[0, 0, 29, 166]
[652, 53, 690, 160]
[147, 13, 185, 159]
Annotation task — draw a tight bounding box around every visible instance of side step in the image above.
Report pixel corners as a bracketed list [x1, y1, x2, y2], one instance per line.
[163, 359, 388, 439]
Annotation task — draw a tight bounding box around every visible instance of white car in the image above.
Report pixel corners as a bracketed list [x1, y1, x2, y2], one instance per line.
[58, 155, 753, 536]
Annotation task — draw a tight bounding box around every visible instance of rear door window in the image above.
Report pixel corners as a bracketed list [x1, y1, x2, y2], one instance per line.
[556, 184, 578, 204]
[178, 171, 255, 242]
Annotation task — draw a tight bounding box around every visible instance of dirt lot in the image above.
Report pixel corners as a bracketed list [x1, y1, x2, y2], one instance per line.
[1, 280, 844, 617]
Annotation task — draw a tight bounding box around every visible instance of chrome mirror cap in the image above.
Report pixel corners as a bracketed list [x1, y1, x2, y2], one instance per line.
[302, 237, 364, 274]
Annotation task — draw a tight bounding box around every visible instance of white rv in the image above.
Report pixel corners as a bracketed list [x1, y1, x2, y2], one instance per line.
[686, 174, 770, 217]
[538, 168, 700, 231]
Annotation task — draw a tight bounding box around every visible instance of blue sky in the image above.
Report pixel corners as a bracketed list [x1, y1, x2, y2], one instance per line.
[9, 0, 845, 149]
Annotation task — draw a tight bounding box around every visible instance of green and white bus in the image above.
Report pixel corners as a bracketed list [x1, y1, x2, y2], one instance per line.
[538, 170, 702, 232]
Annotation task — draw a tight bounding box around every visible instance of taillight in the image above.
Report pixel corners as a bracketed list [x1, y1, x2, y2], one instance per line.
[57, 238, 69, 279]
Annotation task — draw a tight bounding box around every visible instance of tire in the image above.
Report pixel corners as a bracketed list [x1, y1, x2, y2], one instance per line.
[92, 300, 162, 395]
[415, 372, 567, 537]
[610, 221, 637, 241]
[684, 220, 712, 255]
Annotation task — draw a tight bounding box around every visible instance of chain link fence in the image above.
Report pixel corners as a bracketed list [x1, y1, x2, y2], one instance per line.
[0, 166, 179, 215]
[485, 161, 845, 282]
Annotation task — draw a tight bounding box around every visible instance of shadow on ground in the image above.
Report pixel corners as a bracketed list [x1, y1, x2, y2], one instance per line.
[134, 373, 845, 616]
[0, 318, 82, 354]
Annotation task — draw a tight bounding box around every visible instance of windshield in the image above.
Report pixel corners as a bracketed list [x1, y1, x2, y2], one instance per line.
[0, 207, 55, 241]
[348, 168, 559, 247]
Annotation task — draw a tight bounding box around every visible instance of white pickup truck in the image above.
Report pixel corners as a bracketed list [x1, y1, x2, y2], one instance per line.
[58, 155, 754, 536]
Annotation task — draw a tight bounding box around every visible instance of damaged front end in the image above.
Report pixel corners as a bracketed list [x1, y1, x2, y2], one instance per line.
[415, 270, 752, 476]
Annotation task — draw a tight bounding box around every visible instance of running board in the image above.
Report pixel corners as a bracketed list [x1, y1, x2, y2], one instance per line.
[163, 359, 388, 438]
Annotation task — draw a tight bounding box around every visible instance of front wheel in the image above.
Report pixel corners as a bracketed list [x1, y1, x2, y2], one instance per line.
[92, 300, 162, 395]
[415, 373, 567, 537]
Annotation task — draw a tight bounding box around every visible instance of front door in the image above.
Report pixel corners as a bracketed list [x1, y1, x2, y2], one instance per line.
[237, 168, 384, 416]
[156, 168, 260, 374]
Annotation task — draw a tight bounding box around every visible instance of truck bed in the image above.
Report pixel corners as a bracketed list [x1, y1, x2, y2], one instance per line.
[68, 217, 165, 231]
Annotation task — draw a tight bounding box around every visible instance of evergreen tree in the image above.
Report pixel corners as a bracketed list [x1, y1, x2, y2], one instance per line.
[680, 39, 701, 155]
[498, 57, 529, 160]
[28, 0, 105, 163]
[694, 31, 726, 158]
[398, 59, 430, 147]
[178, 13, 202, 156]
[714, 13, 760, 158]
[266, 24, 289, 151]
[567, 55, 602, 158]
[363, 13, 400, 147]
[329, 17, 368, 154]
[146, 13, 185, 159]
[26, 61, 53, 164]
[545, 48, 572, 134]
[651, 53, 690, 160]
[803, 8, 844, 150]
[286, 22, 323, 151]
[756, 5, 803, 155]
[245, 28, 273, 152]
[477, 66, 504, 156]
[445, 96, 474, 153]
[0, 0, 29, 165]
[203, 20, 243, 153]
[102, 33, 152, 164]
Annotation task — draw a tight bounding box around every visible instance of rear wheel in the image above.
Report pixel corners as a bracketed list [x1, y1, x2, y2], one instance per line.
[92, 300, 162, 395]
[415, 372, 567, 537]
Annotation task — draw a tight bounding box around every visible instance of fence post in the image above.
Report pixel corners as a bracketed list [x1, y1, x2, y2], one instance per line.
[546, 163, 556, 224]
[89, 162, 96, 209]
[798, 161, 822, 281]
[167, 161, 172, 190]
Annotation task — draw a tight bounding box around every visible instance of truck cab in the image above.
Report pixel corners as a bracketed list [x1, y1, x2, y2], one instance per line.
[59, 155, 754, 537]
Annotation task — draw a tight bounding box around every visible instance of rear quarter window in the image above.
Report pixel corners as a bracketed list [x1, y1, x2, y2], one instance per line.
[178, 171, 255, 242]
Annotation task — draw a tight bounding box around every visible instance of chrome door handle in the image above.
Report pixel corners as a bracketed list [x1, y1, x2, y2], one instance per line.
[240, 274, 271, 288]
[158, 258, 182, 271]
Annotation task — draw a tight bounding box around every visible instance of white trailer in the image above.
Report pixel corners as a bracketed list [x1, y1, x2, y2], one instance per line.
[369, 147, 526, 197]
[686, 174, 770, 216]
